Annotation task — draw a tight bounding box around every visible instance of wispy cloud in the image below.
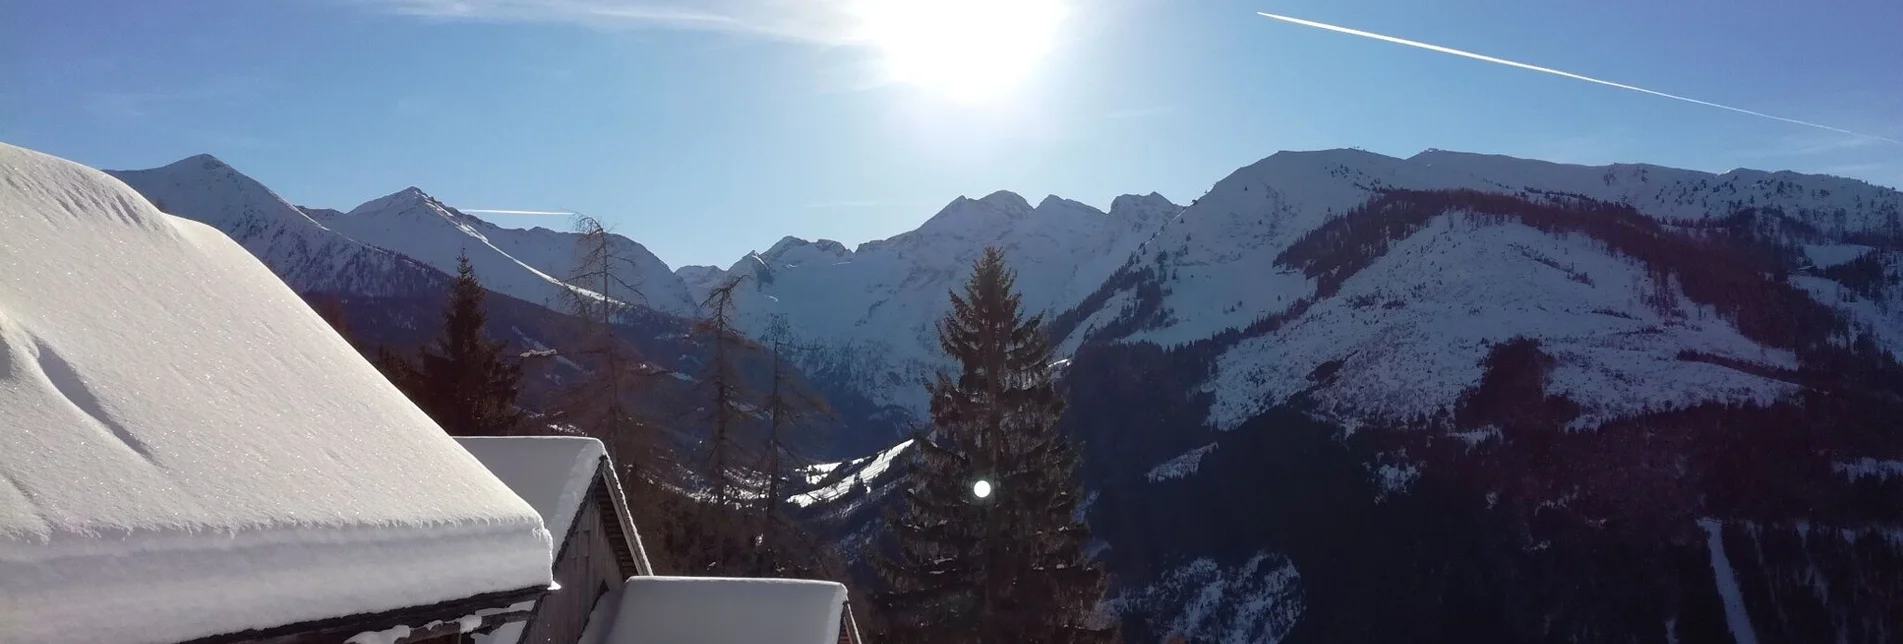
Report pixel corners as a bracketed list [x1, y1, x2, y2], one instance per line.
[81, 75, 272, 124]
[354, 0, 861, 43]
[1256, 11, 1903, 147]
[1103, 105, 1176, 121]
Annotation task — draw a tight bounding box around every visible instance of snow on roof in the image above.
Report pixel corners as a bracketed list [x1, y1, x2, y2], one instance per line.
[594, 576, 847, 644]
[0, 143, 552, 644]
[456, 437, 607, 546]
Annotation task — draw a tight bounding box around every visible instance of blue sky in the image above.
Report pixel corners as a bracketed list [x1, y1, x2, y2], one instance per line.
[4, 0, 1899, 268]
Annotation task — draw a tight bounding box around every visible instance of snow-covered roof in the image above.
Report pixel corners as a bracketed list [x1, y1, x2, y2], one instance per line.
[456, 437, 607, 546]
[0, 143, 553, 644]
[588, 576, 848, 644]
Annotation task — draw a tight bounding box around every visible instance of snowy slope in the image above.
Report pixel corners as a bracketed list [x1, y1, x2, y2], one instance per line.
[1099, 149, 1902, 348]
[0, 143, 551, 644]
[1791, 249, 1903, 361]
[472, 219, 697, 316]
[706, 191, 1178, 417]
[107, 155, 446, 296]
[315, 188, 695, 315]
[1411, 149, 1903, 232]
[676, 263, 732, 297]
[789, 438, 915, 507]
[1114, 149, 1501, 346]
[1060, 148, 1902, 432]
[1205, 217, 1797, 431]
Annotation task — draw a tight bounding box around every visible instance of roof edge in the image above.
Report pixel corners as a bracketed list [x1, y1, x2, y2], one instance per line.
[179, 585, 547, 644]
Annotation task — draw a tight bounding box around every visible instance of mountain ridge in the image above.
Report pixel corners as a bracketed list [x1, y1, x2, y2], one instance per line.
[104, 146, 1903, 642]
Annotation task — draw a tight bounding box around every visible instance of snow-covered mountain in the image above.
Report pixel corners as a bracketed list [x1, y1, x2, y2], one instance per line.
[1061, 148, 1903, 434]
[112, 155, 697, 318]
[786, 149, 1903, 643]
[105, 153, 898, 457]
[1053, 150, 1903, 643]
[682, 189, 1180, 421]
[315, 188, 696, 316]
[675, 264, 732, 299]
[107, 156, 446, 296]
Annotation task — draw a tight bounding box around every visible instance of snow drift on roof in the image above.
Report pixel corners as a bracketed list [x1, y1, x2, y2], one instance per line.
[457, 437, 606, 547]
[595, 576, 847, 644]
[0, 143, 553, 644]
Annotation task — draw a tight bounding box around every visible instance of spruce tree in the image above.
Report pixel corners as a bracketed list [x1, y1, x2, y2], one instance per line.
[875, 247, 1115, 644]
[382, 252, 525, 436]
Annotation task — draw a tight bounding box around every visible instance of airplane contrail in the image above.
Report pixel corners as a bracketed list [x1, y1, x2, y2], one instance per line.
[459, 208, 577, 216]
[1256, 12, 1903, 146]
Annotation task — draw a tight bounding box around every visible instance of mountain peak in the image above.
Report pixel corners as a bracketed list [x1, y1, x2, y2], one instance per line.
[347, 186, 445, 217]
[911, 191, 1035, 240]
[764, 235, 810, 258]
[1036, 194, 1094, 212]
[1265, 147, 1403, 167]
[977, 190, 1033, 212]
[149, 153, 238, 177]
[1111, 192, 1175, 211]
[181, 153, 229, 167]
[761, 235, 853, 268]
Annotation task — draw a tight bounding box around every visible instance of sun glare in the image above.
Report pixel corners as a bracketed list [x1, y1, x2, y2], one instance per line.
[854, 0, 1067, 103]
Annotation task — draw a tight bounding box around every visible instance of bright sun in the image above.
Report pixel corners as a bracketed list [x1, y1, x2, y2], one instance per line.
[854, 0, 1067, 103]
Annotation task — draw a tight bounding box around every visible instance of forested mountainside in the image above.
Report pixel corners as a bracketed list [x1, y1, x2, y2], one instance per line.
[1059, 186, 1902, 643]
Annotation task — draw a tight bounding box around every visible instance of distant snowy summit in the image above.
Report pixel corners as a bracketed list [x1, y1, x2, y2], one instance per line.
[1067, 147, 1902, 433]
[110, 156, 695, 316]
[680, 187, 1182, 417]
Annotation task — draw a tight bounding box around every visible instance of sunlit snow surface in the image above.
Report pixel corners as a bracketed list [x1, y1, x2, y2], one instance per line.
[1699, 519, 1762, 644]
[1078, 148, 1895, 432]
[1146, 443, 1217, 482]
[790, 439, 915, 507]
[688, 192, 1180, 417]
[457, 437, 608, 545]
[0, 143, 551, 644]
[1205, 218, 1798, 431]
